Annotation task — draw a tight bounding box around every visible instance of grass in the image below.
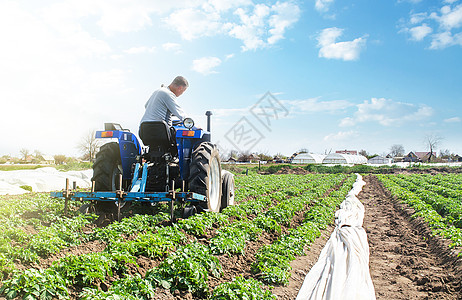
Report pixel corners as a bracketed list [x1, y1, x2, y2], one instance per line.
[0, 162, 92, 172]
[0, 165, 45, 171]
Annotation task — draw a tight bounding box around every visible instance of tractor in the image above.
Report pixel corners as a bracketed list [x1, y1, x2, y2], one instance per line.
[52, 111, 234, 223]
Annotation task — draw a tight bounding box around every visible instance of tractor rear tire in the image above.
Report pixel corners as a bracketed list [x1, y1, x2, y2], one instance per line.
[91, 142, 122, 218]
[188, 142, 222, 212]
[220, 170, 235, 211]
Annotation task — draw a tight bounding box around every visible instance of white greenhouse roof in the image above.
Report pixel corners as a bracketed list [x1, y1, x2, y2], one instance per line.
[322, 153, 367, 165]
[368, 156, 392, 164]
[292, 153, 326, 164]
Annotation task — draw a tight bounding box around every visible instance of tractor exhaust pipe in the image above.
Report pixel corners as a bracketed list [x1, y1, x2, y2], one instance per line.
[206, 111, 212, 132]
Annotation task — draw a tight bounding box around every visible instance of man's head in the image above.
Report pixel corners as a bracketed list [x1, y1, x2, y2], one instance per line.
[169, 76, 189, 97]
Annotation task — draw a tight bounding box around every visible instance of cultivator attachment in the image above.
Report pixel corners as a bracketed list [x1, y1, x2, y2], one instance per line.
[51, 164, 208, 223]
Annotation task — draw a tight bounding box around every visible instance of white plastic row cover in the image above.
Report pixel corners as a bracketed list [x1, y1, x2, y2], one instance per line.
[296, 174, 376, 300]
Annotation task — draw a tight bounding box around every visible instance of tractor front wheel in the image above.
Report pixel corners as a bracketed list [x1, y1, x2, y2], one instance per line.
[188, 142, 222, 212]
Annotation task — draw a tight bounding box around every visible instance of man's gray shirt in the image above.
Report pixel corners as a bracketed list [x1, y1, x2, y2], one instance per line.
[140, 86, 186, 126]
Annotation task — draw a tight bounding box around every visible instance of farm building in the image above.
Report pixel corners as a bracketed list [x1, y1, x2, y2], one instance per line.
[404, 151, 435, 163]
[335, 150, 358, 155]
[368, 156, 392, 164]
[322, 153, 367, 165]
[292, 153, 326, 164]
[39, 155, 55, 164]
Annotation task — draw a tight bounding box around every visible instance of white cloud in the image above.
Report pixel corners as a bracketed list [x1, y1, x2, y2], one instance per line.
[39, 0, 301, 52]
[429, 31, 462, 49]
[410, 12, 428, 24]
[214, 107, 251, 117]
[191, 56, 222, 75]
[317, 27, 367, 61]
[124, 46, 156, 54]
[284, 98, 353, 113]
[162, 1, 300, 51]
[229, 4, 271, 50]
[40, 0, 171, 36]
[437, 4, 462, 30]
[403, 3, 462, 49]
[212, 97, 352, 119]
[340, 98, 434, 127]
[315, 0, 335, 13]
[162, 42, 182, 54]
[204, 0, 253, 12]
[323, 130, 358, 141]
[268, 1, 301, 45]
[164, 8, 223, 41]
[409, 24, 433, 41]
[444, 117, 461, 123]
[96, 2, 154, 35]
[339, 117, 355, 127]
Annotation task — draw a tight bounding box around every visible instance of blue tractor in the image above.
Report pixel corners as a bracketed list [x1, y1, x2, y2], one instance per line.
[52, 112, 234, 223]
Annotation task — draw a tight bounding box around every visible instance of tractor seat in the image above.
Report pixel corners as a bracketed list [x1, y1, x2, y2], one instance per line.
[139, 121, 178, 158]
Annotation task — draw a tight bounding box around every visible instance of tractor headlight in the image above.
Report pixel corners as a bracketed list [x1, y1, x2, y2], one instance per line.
[183, 118, 194, 129]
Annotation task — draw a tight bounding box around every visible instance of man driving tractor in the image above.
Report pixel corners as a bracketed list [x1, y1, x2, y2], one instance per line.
[139, 76, 189, 144]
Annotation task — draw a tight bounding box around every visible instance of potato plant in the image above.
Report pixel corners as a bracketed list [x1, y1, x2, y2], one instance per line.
[0, 172, 363, 299]
[378, 175, 462, 247]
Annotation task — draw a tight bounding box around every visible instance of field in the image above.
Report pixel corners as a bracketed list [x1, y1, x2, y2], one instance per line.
[0, 170, 461, 299]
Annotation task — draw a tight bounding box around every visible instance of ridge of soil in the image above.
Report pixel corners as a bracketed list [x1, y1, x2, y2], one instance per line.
[8, 173, 462, 299]
[270, 174, 462, 299]
[362, 175, 462, 299]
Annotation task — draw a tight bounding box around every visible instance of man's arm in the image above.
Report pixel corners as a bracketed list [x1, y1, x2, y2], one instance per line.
[163, 93, 186, 121]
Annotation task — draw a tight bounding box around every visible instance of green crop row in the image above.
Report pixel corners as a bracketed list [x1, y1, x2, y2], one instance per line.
[396, 173, 462, 200]
[386, 175, 462, 228]
[0, 173, 354, 299]
[408, 173, 462, 192]
[0, 214, 94, 279]
[377, 175, 462, 248]
[252, 174, 356, 285]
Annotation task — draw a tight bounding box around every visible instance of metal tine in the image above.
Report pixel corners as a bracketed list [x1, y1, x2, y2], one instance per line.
[117, 173, 123, 222]
[64, 178, 69, 215]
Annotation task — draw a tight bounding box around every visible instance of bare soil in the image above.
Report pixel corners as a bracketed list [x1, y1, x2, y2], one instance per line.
[8, 173, 462, 299]
[275, 174, 462, 299]
[361, 175, 462, 300]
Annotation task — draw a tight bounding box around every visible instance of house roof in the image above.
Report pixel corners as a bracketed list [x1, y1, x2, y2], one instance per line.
[414, 152, 431, 160]
[41, 155, 55, 161]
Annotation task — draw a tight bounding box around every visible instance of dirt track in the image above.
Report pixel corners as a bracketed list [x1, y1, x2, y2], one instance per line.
[362, 175, 461, 300]
[275, 174, 462, 299]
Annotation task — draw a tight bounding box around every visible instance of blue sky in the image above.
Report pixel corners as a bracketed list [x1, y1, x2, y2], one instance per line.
[0, 0, 461, 158]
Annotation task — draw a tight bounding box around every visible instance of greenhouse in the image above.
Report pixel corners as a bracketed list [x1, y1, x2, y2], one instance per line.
[322, 153, 368, 165]
[368, 156, 392, 165]
[292, 153, 326, 164]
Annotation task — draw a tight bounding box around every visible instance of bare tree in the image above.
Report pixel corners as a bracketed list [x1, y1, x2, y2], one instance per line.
[19, 148, 30, 161]
[77, 130, 101, 161]
[237, 151, 252, 162]
[390, 144, 405, 157]
[229, 150, 238, 160]
[359, 149, 368, 157]
[424, 133, 443, 162]
[439, 149, 450, 159]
